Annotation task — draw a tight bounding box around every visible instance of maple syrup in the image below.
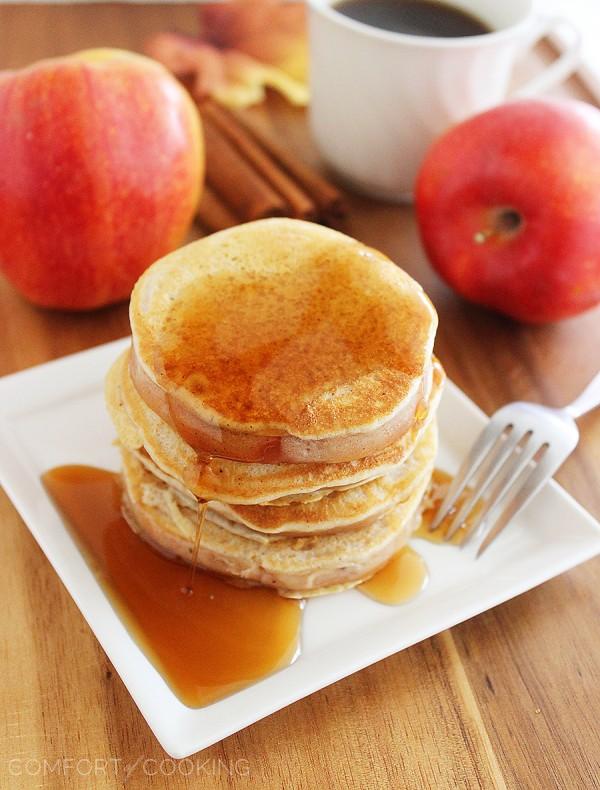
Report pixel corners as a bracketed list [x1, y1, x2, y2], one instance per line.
[42, 465, 303, 708]
[414, 468, 483, 545]
[153, 251, 433, 435]
[359, 468, 478, 603]
[182, 498, 208, 595]
[359, 546, 428, 604]
[40, 464, 466, 708]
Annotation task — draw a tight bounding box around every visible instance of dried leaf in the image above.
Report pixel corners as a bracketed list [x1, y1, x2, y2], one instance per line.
[145, 1, 308, 108]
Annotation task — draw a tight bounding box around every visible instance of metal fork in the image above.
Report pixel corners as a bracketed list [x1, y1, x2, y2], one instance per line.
[430, 370, 600, 557]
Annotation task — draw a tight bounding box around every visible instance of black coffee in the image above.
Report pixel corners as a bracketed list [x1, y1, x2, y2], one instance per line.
[334, 0, 491, 37]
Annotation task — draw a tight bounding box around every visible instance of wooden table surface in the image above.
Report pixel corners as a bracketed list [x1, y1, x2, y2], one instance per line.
[1, 5, 599, 789]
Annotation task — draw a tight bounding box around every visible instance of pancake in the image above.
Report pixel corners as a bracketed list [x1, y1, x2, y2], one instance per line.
[129, 219, 437, 464]
[131, 420, 437, 536]
[105, 219, 445, 598]
[120, 447, 431, 597]
[106, 349, 444, 504]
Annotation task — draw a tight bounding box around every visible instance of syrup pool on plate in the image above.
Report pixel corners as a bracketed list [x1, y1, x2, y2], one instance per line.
[414, 468, 483, 545]
[359, 468, 477, 604]
[42, 465, 466, 703]
[43, 465, 303, 708]
[358, 545, 428, 605]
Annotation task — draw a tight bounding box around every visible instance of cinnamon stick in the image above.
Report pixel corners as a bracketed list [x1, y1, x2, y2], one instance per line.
[227, 108, 347, 221]
[197, 185, 239, 233]
[203, 117, 288, 221]
[202, 99, 318, 221]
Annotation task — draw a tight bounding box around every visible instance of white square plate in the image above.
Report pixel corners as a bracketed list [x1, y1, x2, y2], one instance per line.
[1, 338, 599, 758]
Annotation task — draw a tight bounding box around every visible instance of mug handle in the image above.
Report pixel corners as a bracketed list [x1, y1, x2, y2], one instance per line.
[512, 17, 582, 98]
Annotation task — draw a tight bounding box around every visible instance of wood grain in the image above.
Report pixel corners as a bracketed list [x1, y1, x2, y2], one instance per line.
[0, 6, 599, 789]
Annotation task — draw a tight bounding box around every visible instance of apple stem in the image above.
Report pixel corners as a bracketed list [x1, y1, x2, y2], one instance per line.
[474, 209, 523, 245]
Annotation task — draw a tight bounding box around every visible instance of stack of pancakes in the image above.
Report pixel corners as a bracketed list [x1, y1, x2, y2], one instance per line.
[105, 219, 445, 597]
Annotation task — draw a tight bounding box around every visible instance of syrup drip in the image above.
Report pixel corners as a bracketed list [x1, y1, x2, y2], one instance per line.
[190, 452, 215, 509]
[182, 498, 208, 595]
[358, 546, 428, 605]
[42, 466, 302, 708]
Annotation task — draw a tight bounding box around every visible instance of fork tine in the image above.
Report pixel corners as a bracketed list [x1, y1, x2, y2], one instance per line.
[455, 460, 515, 546]
[459, 434, 542, 548]
[444, 427, 527, 540]
[430, 421, 513, 530]
[476, 444, 555, 557]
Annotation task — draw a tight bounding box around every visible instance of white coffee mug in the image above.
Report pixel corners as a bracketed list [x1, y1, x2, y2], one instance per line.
[308, 0, 581, 201]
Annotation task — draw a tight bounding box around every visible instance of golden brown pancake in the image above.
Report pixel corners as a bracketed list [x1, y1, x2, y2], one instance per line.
[106, 349, 444, 504]
[120, 446, 432, 597]
[131, 421, 437, 536]
[129, 219, 437, 464]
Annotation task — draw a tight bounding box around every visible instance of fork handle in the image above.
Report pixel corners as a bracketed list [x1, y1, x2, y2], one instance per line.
[565, 370, 600, 419]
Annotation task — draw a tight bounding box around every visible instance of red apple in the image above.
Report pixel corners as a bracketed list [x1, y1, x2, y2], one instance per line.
[415, 99, 600, 323]
[0, 48, 204, 309]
